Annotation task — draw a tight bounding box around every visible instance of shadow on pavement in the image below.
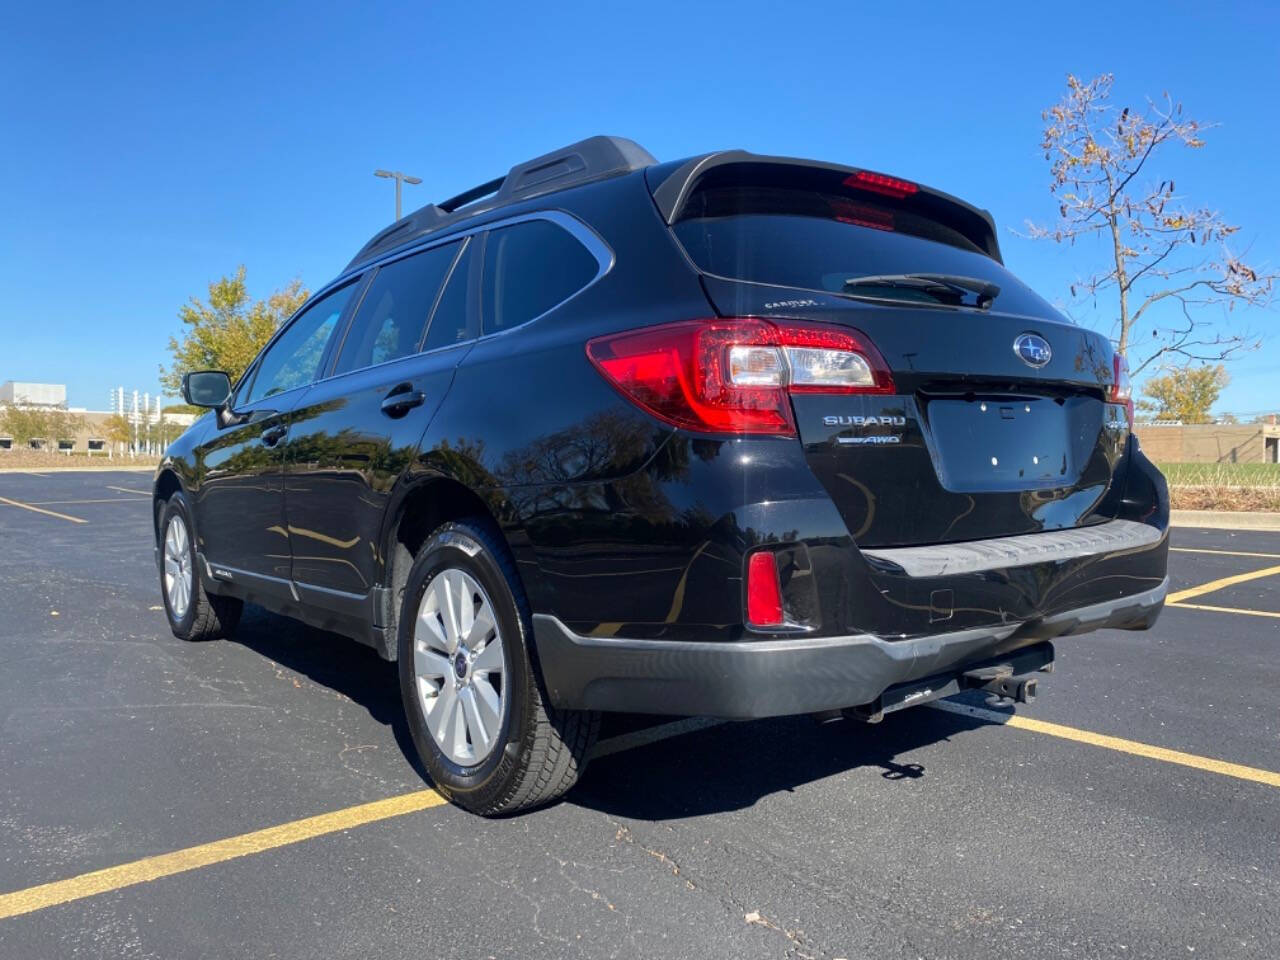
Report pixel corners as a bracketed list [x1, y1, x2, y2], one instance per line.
[230, 604, 430, 782]
[224, 603, 993, 818]
[571, 708, 988, 820]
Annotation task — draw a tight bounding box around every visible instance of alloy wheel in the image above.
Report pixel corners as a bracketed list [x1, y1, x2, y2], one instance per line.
[413, 567, 506, 766]
[163, 514, 193, 619]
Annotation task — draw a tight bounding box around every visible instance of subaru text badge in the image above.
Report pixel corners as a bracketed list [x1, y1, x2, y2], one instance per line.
[1013, 333, 1052, 368]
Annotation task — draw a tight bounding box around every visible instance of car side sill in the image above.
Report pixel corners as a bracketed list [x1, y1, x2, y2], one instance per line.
[193, 552, 395, 660]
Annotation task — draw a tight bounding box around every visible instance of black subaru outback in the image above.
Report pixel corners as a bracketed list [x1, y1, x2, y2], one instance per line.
[155, 136, 1169, 815]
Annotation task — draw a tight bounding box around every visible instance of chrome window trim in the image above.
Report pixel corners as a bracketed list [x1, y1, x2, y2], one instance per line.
[309, 335, 474, 390]
[318, 208, 612, 309]
[326, 237, 470, 381]
[472, 212, 613, 343]
[301, 209, 614, 387]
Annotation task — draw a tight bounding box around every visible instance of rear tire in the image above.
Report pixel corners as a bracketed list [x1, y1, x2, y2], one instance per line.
[158, 493, 242, 642]
[398, 518, 599, 815]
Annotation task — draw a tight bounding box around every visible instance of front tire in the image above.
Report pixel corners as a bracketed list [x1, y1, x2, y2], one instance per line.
[158, 493, 242, 642]
[398, 519, 599, 815]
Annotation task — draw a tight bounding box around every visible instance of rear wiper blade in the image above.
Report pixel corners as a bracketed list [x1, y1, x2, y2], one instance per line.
[842, 273, 1000, 309]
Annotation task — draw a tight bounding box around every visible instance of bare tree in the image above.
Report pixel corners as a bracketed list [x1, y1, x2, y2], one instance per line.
[1028, 74, 1275, 375]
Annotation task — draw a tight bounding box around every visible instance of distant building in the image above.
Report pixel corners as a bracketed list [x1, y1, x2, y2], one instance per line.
[0, 381, 196, 454]
[0, 381, 66, 407]
[1136, 422, 1280, 464]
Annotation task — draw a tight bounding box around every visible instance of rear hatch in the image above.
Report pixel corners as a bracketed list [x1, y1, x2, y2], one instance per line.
[657, 159, 1132, 548]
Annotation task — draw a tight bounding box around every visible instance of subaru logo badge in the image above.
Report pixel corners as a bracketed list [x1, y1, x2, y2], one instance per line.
[1014, 333, 1052, 368]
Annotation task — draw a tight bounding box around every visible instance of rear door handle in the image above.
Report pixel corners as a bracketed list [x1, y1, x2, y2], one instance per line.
[381, 385, 426, 417]
[261, 424, 288, 447]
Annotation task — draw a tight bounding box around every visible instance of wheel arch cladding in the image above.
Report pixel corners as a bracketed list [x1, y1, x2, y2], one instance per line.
[380, 476, 542, 659]
[152, 469, 183, 538]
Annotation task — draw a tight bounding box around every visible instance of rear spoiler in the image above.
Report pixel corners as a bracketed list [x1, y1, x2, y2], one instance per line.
[646, 151, 1003, 263]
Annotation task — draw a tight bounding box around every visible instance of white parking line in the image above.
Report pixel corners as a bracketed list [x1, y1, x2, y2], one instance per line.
[1171, 547, 1280, 560]
[0, 495, 88, 524]
[106, 485, 150, 497]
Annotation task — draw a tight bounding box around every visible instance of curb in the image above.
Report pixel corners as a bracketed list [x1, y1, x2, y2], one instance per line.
[1172, 509, 1280, 532]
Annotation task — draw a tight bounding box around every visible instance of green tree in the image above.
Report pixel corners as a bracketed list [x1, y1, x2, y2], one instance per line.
[156, 414, 186, 447]
[0, 403, 49, 443]
[102, 413, 133, 449]
[1030, 74, 1275, 374]
[161, 267, 308, 392]
[1138, 364, 1229, 423]
[0, 404, 83, 448]
[46, 408, 85, 443]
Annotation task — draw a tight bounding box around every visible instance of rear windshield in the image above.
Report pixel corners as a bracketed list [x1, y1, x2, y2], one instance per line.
[672, 186, 1056, 317]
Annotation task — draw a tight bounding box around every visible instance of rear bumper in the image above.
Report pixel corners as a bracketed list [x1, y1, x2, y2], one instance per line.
[532, 576, 1167, 718]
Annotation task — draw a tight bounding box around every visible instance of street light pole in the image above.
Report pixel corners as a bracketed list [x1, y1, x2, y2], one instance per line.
[374, 169, 423, 221]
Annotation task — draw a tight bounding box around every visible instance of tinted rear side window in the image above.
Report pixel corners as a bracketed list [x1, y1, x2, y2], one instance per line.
[480, 220, 598, 334]
[333, 241, 461, 375]
[672, 186, 1054, 316]
[421, 241, 474, 353]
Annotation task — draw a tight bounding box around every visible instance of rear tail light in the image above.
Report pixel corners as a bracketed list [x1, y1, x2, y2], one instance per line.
[586, 318, 894, 436]
[746, 551, 784, 627]
[1111, 353, 1134, 427]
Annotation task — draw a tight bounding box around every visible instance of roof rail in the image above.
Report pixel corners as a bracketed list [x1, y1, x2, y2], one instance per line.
[496, 136, 656, 203]
[440, 177, 504, 212]
[345, 136, 656, 272]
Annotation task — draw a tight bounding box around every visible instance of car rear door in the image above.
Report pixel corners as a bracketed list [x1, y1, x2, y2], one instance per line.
[282, 237, 477, 616]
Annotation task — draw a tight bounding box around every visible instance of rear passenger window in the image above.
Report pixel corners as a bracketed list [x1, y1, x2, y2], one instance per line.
[333, 242, 461, 375]
[421, 241, 474, 353]
[480, 220, 598, 334]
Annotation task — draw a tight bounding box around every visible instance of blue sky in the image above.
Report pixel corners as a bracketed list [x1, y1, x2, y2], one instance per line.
[2, 1, 1277, 413]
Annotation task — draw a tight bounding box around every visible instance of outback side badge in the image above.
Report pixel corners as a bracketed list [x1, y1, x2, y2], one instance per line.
[1013, 333, 1052, 368]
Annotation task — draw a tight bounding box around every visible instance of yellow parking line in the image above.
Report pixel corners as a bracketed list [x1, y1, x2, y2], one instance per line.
[5, 683, 1280, 924]
[928, 700, 1280, 789]
[0, 718, 727, 922]
[0, 789, 446, 921]
[1167, 602, 1280, 620]
[0, 496, 87, 524]
[1171, 547, 1280, 560]
[1165, 563, 1280, 604]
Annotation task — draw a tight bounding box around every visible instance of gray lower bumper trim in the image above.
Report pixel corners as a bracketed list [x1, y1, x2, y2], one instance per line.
[861, 519, 1164, 578]
[532, 577, 1168, 719]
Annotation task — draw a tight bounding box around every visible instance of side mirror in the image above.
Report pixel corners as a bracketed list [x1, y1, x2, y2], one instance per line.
[182, 370, 232, 408]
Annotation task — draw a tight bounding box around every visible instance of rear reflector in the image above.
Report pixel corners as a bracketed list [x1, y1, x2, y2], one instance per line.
[586, 318, 894, 436]
[746, 551, 784, 627]
[845, 170, 919, 200]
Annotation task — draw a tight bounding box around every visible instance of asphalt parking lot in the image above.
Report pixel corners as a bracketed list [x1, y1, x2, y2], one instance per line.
[1, 470, 1277, 960]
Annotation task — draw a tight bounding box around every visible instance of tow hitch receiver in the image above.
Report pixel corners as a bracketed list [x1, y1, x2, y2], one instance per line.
[840, 642, 1055, 722]
[962, 665, 1040, 704]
